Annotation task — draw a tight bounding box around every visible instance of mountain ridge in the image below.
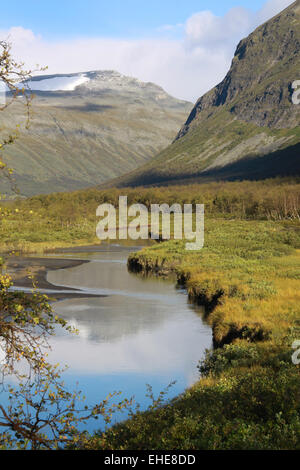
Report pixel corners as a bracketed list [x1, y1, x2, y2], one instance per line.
[107, 1, 300, 188]
[0, 70, 192, 196]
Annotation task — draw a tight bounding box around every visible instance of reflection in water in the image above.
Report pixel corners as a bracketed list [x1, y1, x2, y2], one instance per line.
[45, 246, 212, 430]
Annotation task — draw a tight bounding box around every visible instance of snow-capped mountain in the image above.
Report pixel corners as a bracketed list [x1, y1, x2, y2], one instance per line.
[0, 71, 192, 196]
[27, 73, 90, 91]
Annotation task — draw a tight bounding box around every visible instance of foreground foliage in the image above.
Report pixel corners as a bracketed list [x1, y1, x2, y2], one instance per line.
[1, 147, 299, 449]
[0, 41, 131, 449]
[0, 273, 131, 449]
[0, 17, 299, 449]
[85, 360, 299, 450]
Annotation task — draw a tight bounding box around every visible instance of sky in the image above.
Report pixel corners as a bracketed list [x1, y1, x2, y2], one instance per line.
[0, 0, 295, 101]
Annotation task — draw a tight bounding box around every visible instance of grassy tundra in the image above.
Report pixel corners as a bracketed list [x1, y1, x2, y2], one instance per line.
[1, 178, 300, 449]
[0, 178, 299, 253]
[85, 218, 300, 450]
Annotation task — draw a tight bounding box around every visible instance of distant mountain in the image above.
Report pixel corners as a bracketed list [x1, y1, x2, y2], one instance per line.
[0, 71, 191, 195]
[110, 1, 300, 188]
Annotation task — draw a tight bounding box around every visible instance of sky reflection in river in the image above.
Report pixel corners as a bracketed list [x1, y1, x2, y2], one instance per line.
[44, 246, 212, 430]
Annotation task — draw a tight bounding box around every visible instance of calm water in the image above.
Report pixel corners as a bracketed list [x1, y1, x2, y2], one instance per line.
[42, 245, 212, 431]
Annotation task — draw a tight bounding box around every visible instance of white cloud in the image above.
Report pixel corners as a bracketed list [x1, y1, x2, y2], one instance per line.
[185, 7, 252, 48]
[157, 23, 184, 33]
[0, 0, 294, 102]
[257, 0, 295, 23]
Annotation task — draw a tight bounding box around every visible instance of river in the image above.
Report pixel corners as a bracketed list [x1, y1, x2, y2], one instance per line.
[12, 244, 213, 432]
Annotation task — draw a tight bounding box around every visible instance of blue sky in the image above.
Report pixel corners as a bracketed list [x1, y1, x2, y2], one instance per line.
[0, 0, 273, 39]
[0, 0, 294, 100]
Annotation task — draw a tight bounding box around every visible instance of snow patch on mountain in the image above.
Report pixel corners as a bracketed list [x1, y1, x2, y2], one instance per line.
[27, 74, 90, 91]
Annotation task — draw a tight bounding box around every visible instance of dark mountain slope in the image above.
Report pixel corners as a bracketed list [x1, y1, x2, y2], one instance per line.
[109, 1, 300, 188]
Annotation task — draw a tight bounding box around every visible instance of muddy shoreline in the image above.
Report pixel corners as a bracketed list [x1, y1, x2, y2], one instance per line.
[5, 256, 106, 300]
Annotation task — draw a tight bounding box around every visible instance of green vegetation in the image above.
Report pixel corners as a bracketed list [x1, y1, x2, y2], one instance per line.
[127, 219, 300, 346]
[0, 41, 135, 450]
[83, 218, 300, 450]
[2, 2, 300, 449]
[85, 362, 299, 450]
[109, 110, 300, 187]
[0, 178, 299, 253]
[1, 177, 300, 449]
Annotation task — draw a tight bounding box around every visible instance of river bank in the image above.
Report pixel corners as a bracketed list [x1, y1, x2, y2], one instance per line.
[5, 255, 108, 299]
[81, 218, 300, 450]
[1, 218, 299, 449]
[127, 219, 300, 348]
[0, 179, 299, 257]
[4, 246, 212, 439]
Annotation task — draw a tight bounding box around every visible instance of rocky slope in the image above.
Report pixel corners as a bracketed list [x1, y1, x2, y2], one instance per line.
[0, 71, 191, 195]
[110, 1, 300, 187]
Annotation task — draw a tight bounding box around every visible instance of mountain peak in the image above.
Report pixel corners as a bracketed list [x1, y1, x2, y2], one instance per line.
[1, 70, 192, 195]
[108, 1, 300, 188]
[27, 70, 169, 98]
[176, 0, 300, 140]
